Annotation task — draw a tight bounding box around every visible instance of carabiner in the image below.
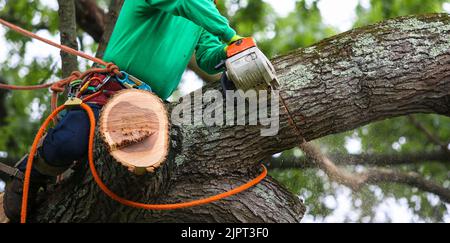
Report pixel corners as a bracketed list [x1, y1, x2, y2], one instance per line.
[117, 71, 129, 82]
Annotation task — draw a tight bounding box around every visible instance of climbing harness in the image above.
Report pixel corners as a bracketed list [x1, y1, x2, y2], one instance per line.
[0, 18, 267, 223]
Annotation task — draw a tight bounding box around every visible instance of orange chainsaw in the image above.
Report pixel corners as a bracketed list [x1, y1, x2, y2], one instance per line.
[216, 38, 279, 91]
[216, 38, 307, 142]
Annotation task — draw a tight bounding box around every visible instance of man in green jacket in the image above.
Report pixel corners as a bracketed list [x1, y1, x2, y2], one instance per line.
[3, 0, 241, 222]
[105, 0, 238, 100]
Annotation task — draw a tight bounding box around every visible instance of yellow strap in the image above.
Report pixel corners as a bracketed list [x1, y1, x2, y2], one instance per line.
[64, 97, 83, 108]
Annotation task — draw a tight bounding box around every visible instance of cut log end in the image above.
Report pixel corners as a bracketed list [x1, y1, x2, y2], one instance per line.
[99, 89, 170, 174]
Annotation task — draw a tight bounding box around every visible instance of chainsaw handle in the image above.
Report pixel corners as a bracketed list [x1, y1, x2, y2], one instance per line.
[215, 59, 226, 71]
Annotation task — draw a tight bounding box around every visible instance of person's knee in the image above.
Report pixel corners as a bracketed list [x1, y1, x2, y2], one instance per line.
[40, 115, 90, 166]
[58, 136, 87, 159]
[40, 134, 87, 166]
[38, 105, 100, 167]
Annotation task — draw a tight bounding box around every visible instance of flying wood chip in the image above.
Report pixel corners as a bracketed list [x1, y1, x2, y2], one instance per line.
[99, 89, 170, 175]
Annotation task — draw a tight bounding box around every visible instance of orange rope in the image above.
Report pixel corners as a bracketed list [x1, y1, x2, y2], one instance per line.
[0, 65, 121, 117]
[20, 103, 267, 223]
[0, 18, 107, 66]
[0, 18, 123, 112]
[21, 105, 67, 223]
[81, 91, 103, 102]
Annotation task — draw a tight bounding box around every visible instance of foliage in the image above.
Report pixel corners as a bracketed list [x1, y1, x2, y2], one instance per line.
[355, 0, 448, 27]
[0, 0, 448, 222]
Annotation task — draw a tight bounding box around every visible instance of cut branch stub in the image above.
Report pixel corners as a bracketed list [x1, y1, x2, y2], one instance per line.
[99, 89, 170, 175]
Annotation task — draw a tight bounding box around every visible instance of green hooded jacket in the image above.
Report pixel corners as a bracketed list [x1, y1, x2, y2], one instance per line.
[103, 0, 236, 100]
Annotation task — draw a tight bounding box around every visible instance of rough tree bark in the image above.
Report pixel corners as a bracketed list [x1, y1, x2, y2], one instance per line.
[57, 0, 78, 77]
[74, 0, 105, 43]
[24, 14, 450, 222]
[95, 0, 124, 59]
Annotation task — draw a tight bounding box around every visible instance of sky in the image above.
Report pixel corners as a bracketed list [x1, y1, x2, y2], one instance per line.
[0, 0, 449, 223]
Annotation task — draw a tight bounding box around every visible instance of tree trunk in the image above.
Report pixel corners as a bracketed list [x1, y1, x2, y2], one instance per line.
[74, 0, 105, 43]
[95, 0, 124, 59]
[57, 0, 78, 77]
[27, 14, 450, 222]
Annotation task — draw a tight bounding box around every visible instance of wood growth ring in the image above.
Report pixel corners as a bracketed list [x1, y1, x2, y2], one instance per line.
[99, 89, 170, 174]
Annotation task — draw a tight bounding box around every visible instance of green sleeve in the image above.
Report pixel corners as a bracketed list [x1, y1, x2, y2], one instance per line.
[195, 29, 227, 75]
[145, 0, 236, 42]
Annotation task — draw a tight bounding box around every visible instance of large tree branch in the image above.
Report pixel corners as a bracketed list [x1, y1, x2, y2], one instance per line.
[308, 143, 449, 203]
[363, 169, 450, 203]
[20, 14, 450, 223]
[266, 149, 450, 169]
[74, 0, 105, 42]
[174, 14, 450, 176]
[268, 145, 450, 203]
[324, 160, 450, 203]
[283, 143, 450, 203]
[95, 0, 124, 59]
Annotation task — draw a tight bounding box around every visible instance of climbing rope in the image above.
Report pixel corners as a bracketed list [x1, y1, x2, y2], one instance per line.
[0, 18, 107, 66]
[0, 18, 122, 115]
[0, 18, 267, 223]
